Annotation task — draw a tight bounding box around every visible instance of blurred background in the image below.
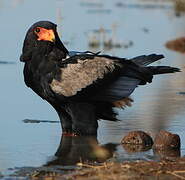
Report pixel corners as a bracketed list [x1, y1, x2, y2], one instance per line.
[1, 0, 185, 175]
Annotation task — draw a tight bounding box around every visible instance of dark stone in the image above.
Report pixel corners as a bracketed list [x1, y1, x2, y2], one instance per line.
[153, 130, 181, 150]
[121, 131, 153, 146]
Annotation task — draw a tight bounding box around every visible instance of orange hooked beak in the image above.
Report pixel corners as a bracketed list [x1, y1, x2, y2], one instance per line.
[34, 27, 55, 42]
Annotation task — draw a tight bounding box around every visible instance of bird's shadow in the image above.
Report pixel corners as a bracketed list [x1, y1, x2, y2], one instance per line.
[46, 135, 118, 166]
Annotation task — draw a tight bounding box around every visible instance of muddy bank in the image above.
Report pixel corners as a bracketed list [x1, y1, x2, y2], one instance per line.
[8, 158, 185, 180]
[67, 159, 185, 180]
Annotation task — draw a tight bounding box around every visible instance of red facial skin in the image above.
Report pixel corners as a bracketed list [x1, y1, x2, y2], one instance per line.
[34, 27, 55, 42]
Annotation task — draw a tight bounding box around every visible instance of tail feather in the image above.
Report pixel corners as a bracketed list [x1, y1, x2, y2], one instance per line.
[131, 54, 164, 66]
[148, 66, 181, 75]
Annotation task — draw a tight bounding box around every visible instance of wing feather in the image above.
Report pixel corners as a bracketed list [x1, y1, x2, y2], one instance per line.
[50, 56, 121, 97]
[93, 76, 140, 102]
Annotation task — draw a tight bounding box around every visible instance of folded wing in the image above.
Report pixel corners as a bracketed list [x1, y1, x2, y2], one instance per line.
[49, 55, 143, 104]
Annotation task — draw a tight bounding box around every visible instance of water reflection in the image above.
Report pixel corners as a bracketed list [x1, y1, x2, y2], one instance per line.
[10, 135, 118, 177]
[122, 144, 152, 153]
[46, 135, 118, 166]
[153, 148, 181, 160]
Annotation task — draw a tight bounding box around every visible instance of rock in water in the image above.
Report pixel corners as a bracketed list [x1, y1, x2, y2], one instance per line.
[153, 130, 181, 150]
[121, 131, 153, 146]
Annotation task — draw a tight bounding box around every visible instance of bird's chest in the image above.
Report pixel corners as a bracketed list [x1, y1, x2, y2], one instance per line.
[24, 59, 55, 98]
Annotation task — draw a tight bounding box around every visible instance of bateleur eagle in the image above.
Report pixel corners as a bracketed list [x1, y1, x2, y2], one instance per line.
[20, 21, 180, 135]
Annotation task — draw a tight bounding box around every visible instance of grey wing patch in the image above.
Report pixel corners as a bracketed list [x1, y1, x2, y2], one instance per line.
[93, 76, 141, 102]
[50, 57, 119, 96]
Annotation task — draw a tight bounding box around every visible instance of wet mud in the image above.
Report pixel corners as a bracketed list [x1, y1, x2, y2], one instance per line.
[5, 158, 185, 180]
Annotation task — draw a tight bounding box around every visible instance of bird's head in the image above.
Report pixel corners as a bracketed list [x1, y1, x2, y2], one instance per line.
[20, 21, 68, 62]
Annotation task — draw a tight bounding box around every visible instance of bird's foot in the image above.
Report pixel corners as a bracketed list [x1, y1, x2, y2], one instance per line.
[63, 131, 97, 136]
[62, 125, 98, 136]
[62, 128, 75, 136]
[63, 132, 78, 136]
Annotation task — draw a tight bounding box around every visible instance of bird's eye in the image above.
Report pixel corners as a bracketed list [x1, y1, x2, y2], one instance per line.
[35, 28, 40, 33]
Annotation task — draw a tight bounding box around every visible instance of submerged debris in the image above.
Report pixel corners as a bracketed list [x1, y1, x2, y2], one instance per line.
[178, 92, 185, 95]
[0, 61, 15, 64]
[22, 119, 59, 123]
[142, 27, 150, 34]
[87, 9, 111, 14]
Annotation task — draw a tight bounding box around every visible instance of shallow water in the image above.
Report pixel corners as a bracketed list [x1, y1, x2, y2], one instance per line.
[1, 0, 185, 176]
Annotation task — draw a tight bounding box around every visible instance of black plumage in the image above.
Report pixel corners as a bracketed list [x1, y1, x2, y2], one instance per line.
[20, 21, 180, 135]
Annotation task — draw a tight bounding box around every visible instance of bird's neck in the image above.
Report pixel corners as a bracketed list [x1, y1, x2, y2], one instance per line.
[55, 33, 69, 57]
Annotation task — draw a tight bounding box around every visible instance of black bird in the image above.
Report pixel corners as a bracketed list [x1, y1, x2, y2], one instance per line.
[20, 21, 180, 136]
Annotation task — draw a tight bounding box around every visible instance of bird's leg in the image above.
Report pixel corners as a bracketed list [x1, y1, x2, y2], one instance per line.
[51, 104, 73, 135]
[57, 110, 73, 135]
[66, 103, 98, 136]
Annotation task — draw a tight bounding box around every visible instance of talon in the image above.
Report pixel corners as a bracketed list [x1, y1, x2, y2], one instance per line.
[62, 128, 72, 136]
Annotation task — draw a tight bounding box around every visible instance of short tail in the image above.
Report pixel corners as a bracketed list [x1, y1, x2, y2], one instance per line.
[129, 53, 180, 78]
[131, 54, 164, 66]
[148, 66, 181, 75]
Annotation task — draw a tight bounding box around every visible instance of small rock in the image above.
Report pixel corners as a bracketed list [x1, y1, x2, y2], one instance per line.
[121, 131, 153, 146]
[153, 130, 181, 150]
